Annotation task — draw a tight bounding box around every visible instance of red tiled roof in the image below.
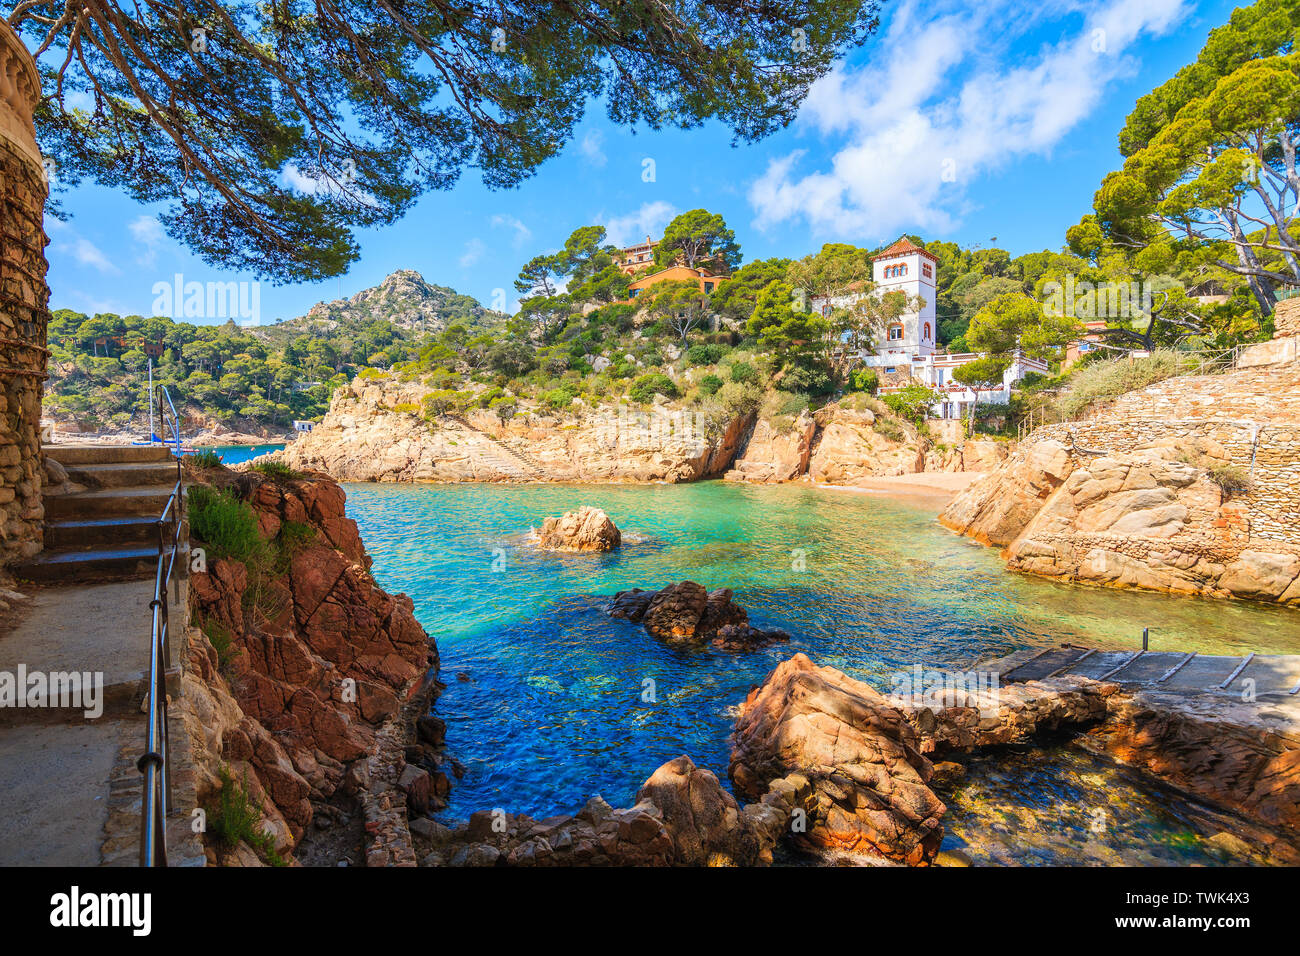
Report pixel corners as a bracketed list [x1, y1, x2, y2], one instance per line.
[875, 237, 938, 262]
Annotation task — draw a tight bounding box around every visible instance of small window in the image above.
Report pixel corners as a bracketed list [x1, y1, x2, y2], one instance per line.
[923, 322, 931, 341]
[923, 263, 932, 278]
[888, 325, 903, 341]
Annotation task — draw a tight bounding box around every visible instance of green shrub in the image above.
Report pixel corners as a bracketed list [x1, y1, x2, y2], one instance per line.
[881, 384, 940, 424]
[1207, 463, 1253, 497]
[248, 460, 304, 480]
[628, 373, 679, 403]
[686, 343, 727, 366]
[1057, 351, 1190, 419]
[729, 361, 759, 384]
[849, 367, 879, 394]
[542, 386, 576, 409]
[874, 419, 906, 442]
[187, 449, 222, 468]
[392, 402, 420, 415]
[188, 486, 266, 564]
[273, 520, 318, 573]
[206, 766, 286, 866]
[715, 380, 762, 417]
[763, 390, 809, 419]
[699, 374, 724, 396]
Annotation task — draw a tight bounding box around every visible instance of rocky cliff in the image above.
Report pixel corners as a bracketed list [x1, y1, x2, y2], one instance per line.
[279, 269, 504, 335]
[276, 376, 1004, 487]
[176, 466, 441, 865]
[941, 340, 1300, 605]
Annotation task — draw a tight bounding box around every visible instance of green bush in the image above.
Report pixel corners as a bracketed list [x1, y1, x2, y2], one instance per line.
[188, 486, 266, 564]
[1057, 351, 1190, 419]
[542, 386, 576, 409]
[206, 766, 286, 866]
[849, 367, 879, 394]
[628, 373, 679, 404]
[686, 343, 727, 366]
[716, 381, 762, 417]
[1207, 463, 1253, 497]
[187, 449, 222, 468]
[729, 361, 759, 384]
[873, 418, 906, 442]
[699, 374, 724, 396]
[248, 460, 304, 480]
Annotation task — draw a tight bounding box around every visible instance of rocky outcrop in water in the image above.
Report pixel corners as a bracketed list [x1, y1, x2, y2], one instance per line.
[534, 506, 621, 552]
[418, 755, 786, 867]
[607, 581, 791, 650]
[729, 654, 947, 865]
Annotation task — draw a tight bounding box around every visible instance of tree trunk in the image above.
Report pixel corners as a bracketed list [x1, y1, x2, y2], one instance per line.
[0, 23, 50, 565]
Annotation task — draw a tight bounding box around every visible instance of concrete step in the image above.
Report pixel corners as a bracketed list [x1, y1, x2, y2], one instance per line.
[63, 460, 178, 489]
[45, 516, 159, 549]
[45, 485, 175, 520]
[44, 444, 174, 466]
[13, 545, 161, 584]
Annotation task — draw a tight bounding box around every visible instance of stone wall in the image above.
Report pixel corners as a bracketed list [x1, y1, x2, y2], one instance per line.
[0, 24, 48, 566]
[1023, 364, 1300, 543]
[1275, 296, 1300, 339]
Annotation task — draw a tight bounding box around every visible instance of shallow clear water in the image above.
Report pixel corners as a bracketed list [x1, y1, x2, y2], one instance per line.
[342, 480, 1300, 863]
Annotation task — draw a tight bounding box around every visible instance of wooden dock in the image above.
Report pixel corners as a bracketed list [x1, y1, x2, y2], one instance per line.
[984, 645, 1300, 699]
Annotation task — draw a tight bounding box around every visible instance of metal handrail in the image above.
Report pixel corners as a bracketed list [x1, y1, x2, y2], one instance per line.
[139, 453, 183, 866]
[155, 384, 182, 457]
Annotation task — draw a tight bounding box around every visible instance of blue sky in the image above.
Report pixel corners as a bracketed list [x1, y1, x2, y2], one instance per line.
[44, 0, 1240, 324]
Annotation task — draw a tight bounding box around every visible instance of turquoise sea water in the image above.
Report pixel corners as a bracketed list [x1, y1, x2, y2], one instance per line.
[342, 480, 1300, 864]
[197, 443, 285, 465]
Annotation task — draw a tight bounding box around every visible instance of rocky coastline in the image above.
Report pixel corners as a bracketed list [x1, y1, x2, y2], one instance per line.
[939, 334, 1300, 606]
[269, 376, 1006, 487]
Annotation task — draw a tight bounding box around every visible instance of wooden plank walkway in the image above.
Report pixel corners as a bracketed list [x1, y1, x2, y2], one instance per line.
[983, 645, 1300, 699]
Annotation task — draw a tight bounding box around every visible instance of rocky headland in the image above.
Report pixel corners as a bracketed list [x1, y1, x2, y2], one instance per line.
[271, 376, 1007, 487]
[940, 315, 1300, 605]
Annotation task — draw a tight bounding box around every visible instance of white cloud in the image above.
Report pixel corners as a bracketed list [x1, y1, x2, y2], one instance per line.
[58, 237, 120, 275]
[578, 129, 607, 167]
[599, 200, 678, 248]
[749, 0, 1190, 239]
[491, 213, 532, 247]
[128, 215, 165, 267]
[459, 237, 486, 268]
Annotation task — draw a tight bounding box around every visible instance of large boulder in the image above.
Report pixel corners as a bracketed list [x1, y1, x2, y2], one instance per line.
[607, 581, 790, 650]
[729, 654, 945, 865]
[535, 506, 622, 552]
[635, 755, 785, 865]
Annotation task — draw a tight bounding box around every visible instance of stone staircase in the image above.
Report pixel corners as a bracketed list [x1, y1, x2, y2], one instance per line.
[446, 414, 550, 480]
[15, 445, 178, 583]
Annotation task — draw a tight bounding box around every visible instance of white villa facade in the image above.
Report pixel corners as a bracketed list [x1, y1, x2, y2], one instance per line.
[812, 237, 1047, 420]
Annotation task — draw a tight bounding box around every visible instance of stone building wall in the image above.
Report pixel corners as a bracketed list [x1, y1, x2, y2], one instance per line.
[0, 23, 48, 565]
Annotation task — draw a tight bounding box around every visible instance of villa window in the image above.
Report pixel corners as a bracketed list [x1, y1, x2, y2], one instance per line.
[888, 325, 903, 341]
[923, 323, 931, 340]
[923, 263, 932, 278]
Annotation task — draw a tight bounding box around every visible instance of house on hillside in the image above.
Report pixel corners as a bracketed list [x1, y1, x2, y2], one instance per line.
[812, 237, 1047, 420]
[615, 236, 660, 275]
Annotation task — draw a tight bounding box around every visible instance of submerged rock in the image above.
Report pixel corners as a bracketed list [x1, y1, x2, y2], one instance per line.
[607, 581, 791, 650]
[535, 506, 622, 552]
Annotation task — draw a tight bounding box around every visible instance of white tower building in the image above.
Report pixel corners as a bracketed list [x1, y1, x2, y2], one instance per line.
[864, 236, 938, 368]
